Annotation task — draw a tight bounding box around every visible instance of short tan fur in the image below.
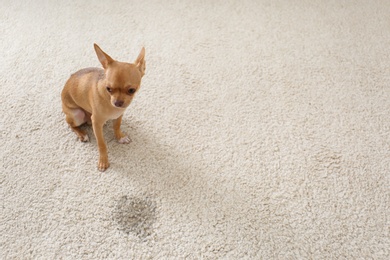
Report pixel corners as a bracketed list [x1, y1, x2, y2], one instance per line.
[61, 44, 146, 171]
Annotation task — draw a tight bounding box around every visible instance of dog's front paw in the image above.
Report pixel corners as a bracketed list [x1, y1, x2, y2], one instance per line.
[118, 136, 131, 144]
[80, 134, 89, 142]
[98, 157, 110, 172]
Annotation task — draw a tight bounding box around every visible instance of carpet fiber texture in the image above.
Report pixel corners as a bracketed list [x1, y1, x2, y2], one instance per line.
[1, 0, 390, 259]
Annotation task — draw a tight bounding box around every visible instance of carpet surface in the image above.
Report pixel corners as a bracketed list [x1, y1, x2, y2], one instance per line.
[1, 0, 390, 259]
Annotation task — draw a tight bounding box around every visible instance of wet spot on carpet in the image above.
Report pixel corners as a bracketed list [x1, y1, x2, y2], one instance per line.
[114, 196, 156, 239]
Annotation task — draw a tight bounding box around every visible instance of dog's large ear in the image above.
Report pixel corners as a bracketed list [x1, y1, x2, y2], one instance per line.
[94, 44, 114, 69]
[135, 47, 146, 77]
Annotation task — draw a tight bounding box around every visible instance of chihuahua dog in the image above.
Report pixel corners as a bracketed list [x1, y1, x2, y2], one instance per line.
[61, 44, 145, 171]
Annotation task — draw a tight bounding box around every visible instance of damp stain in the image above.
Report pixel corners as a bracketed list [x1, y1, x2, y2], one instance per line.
[114, 196, 156, 239]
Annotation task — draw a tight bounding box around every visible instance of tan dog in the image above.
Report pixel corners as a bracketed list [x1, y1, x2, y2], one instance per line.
[61, 44, 145, 171]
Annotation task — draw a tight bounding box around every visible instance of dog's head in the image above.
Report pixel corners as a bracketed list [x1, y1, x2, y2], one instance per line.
[94, 44, 145, 109]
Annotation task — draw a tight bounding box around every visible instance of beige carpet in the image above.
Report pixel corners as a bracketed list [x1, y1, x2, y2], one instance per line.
[1, 0, 390, 258]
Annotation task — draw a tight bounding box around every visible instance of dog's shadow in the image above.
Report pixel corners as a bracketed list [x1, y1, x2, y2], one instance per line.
[107, 119, 195, 191]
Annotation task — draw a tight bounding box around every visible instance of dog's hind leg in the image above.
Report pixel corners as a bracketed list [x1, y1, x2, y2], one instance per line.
[63, 106, 90, 142]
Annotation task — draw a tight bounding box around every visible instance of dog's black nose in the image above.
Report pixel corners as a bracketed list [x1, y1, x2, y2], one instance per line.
[115, 100, 124, 107]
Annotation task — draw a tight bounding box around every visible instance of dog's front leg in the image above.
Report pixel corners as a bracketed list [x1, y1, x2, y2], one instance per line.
[92, 115, 109, 171]
[113, 115, 131, 144]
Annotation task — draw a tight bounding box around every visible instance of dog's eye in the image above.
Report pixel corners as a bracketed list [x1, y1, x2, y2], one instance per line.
[128, 88, 136, 94]
[106, 86, 112, 93]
